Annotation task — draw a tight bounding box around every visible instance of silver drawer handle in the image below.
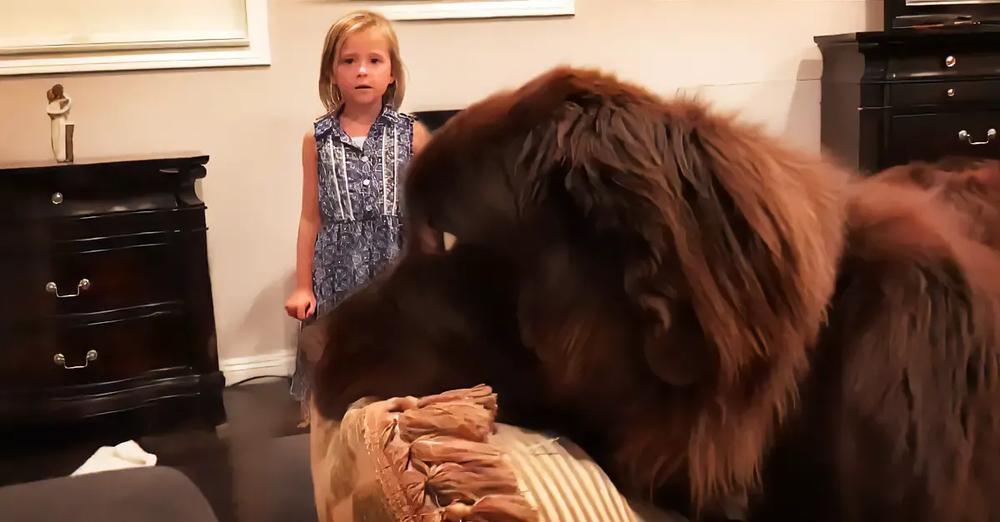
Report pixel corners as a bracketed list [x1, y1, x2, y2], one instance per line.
[51, 192, 64, 205]
[945, 55, 957, 68]
[53, 350, 98, 370]
[45, 278, 91, 298]
[947, 88, 956, 97]
[958, 128, 997, 145]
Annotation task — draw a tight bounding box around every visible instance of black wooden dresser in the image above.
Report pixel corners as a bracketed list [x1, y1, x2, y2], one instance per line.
[0, 154, 224, 431]
[815, 25, 1000, 173]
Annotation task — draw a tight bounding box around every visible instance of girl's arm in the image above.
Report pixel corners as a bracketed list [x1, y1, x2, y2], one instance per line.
[285, 130, 321, 320]
[413, 121, 431, 155]
[401, 121, 433, 251]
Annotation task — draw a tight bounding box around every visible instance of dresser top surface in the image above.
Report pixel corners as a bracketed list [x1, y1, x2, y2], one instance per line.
[816, 23, 1000, 47]
[0, 152, 209, 174]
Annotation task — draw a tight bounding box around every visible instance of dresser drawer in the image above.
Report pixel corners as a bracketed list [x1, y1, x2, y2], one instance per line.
[0, 158, 206, 224]
[0, 208, 207, 254]
[1, 180, 179, 222]
[888, 50, 1000, 80]
[889, 79, 1000, 107]
[0, 240, 185, 321]
[0, 310, 194, 389]
[888, 111, 1000, 164]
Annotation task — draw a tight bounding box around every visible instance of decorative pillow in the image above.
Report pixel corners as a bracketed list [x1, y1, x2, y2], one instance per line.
[309, 385, 686, 522]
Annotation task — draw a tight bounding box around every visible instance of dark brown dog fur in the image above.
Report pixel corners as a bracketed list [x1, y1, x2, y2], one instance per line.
[306, 67, 1000, 521]
[873, 157, 1000, 251]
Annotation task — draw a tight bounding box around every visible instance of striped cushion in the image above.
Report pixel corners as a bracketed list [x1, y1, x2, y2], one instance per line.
[491, 424, 686, 522]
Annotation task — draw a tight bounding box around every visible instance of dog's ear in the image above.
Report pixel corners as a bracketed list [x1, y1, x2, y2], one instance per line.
[875, 161, 940, 189]
[299, 315, 330, 365]
[513, 71, 845, 390]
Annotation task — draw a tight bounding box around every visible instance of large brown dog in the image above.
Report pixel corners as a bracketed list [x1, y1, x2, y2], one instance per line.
[306, 67, 1000, 521]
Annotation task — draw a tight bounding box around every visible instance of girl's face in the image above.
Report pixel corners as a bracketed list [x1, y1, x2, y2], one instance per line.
[334, 28, 394, 109]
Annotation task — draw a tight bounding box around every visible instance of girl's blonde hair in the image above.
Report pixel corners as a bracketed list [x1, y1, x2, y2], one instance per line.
[318, 10, 406, 113]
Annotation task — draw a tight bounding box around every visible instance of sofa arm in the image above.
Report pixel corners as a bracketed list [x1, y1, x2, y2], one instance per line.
[0, 466, 217, 522]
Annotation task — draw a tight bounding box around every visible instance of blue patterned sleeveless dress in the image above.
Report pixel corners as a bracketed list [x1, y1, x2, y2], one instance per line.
[291, 105, 415, 401]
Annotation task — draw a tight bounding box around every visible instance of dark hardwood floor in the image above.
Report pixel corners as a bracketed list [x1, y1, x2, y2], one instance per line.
[0, 378, 312, 522]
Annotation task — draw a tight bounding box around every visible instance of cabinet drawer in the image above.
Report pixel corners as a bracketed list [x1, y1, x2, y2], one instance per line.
[888, 111, 1000, 164]
[0, 241, 185, 321]
[0, 310, 194, 389]
[1, 182, 178, 222]
[889, 79, 1000, 107]
[0, 162, 202, 223]
[888, 50, 1000, 80]
[0, 208, 207, 253]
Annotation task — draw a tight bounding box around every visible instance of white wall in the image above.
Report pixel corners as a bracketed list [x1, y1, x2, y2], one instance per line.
[0, 0, 882, 380]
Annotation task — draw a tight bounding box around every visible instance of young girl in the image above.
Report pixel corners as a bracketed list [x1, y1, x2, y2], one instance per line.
[285, 10, 429, 423]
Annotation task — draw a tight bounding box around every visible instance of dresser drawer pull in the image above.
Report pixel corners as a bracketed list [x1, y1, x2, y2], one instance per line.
[958, 128, 997, 145]
[945, 55, 957, 68]
[45, 278, 91, 298]
[947, 88, 956, 97]
[51, 192, 64, 205]
[53, 350, 98, 370]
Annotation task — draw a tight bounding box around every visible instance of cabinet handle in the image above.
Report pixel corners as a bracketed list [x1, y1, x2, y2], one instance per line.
[45, 278, 91, 298]
[945, 55, 957, 68]
[946, 88, 956, 97]
[51, 192, 64, 205]
[958, 128, 997, 146]
[53, 350, 98, 370]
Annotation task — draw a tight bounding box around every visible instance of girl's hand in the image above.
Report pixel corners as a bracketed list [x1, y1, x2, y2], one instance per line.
[285, 288, 317, 320]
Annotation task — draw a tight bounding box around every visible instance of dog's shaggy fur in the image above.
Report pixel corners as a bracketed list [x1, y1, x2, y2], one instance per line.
[306, 67, 1000, 521]
[873, 157, 1000, 251]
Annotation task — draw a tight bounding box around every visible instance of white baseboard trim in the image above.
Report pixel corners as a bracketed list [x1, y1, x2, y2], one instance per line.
[220, 351, 296, 386]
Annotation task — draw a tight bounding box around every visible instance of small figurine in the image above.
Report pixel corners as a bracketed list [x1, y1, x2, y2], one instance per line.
[46, 84, 74, 163]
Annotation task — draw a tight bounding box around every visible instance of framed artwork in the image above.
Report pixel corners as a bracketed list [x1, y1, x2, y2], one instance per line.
[0, 0, 270, 76]
[363, 0, 575, 21]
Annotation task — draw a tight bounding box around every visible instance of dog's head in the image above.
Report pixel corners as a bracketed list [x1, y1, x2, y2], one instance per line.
[307, 66, 849, 503]
[302, 245, 536, 417]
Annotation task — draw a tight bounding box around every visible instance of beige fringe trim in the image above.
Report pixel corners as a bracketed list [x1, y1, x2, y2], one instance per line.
[362, 385, 539, 522]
